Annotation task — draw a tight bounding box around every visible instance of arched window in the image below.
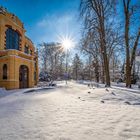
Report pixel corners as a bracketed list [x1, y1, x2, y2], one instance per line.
[3, 64, 7, 80]
[6, 28, 20, 50]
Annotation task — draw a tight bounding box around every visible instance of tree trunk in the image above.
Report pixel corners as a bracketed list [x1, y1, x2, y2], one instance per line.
[94, 59, 99, 83]
[103, 53, 111, 87]
[100, 21, 111, 87]
[126, 59, 131, 88]
[124, 0, 131, 88]
[101, 61, 105, 84]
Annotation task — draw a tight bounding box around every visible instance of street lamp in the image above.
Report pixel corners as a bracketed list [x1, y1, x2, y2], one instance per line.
[62, 38, 73, 85]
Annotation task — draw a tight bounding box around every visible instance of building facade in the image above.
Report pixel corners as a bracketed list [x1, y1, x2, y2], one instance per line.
[0, 7, 38, 89]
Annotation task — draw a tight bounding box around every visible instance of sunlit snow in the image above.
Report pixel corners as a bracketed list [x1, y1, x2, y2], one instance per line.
[0, 81, 140, 140]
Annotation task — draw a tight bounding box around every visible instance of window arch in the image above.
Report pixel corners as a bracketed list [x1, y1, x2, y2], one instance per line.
[6, 28, 20, 50]
[3, 64, 7, 80]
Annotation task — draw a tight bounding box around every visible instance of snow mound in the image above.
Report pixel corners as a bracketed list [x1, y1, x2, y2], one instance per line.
[101, 89, 140, 105]
[23, 87, 56, 94]
[0, 88, 8, 97]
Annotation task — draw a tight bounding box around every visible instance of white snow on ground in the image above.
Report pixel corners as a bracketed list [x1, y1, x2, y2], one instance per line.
[0, 88, 8, 94]
[0, 88, 10, 98]
[0, 81, 140, 140]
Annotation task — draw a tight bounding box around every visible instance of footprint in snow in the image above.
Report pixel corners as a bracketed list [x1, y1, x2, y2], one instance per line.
[106, 88, 109, 92]
[132, 102, 140, 105]
[101, 100, 105, 103]
[124, 101, 131, 105]
[78, 97, 85, 101]
[111, 92, 116, 96]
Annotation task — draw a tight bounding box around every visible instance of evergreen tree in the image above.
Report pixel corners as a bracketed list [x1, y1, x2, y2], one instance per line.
[72, 54, 83, 80]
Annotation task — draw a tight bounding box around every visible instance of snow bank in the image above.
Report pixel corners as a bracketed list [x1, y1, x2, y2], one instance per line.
[101, 88, 140, 105]
[0, 88, 8, 97]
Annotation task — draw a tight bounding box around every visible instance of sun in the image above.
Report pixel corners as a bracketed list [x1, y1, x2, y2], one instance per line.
[58, 34, 75, 51]
[62, 38, 73, 50]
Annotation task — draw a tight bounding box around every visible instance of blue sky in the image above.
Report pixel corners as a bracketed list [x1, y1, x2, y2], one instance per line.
[0, 0, 82, 46]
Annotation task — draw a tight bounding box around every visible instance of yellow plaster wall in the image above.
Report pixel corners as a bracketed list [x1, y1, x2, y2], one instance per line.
[0, 8, 39, 90]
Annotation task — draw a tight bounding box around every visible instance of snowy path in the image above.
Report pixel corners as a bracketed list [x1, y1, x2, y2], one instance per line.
[0, 82, 140, 140]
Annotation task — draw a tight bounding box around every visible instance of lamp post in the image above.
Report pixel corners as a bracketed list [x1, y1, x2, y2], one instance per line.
[61, 37, 74, 85]
[65, 48, 68, 85]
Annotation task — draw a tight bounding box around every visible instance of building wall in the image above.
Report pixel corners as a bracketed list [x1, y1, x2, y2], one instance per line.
[0, 7, 38, 89]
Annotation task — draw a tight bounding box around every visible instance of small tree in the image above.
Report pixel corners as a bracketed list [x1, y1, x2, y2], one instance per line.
[72, 54, 83, 80]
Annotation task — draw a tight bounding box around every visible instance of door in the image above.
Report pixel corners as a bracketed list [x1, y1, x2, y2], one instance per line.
[19, 65, 29, 88]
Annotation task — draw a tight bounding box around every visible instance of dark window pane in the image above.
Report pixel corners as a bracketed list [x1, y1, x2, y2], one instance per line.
[30, 50, 32, 55]
[34, 72, 36, 81]
[3, 64, 7, 80]
[6, 28, 20, 50]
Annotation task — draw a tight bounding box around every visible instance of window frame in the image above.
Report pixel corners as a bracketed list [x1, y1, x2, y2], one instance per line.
[6, 28, 20, 50]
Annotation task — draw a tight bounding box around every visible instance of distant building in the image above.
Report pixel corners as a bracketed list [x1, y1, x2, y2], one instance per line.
[0, 6, 38, 89]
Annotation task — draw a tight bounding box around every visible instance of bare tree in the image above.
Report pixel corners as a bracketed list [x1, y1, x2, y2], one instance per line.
[80, 0, 121, 86]
[38, 42, 65, 80]
[80, 31, 100, 82]
[121, 0, 140, 87]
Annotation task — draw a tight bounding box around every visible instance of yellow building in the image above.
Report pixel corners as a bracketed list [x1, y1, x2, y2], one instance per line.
[0, 7, 38, 89]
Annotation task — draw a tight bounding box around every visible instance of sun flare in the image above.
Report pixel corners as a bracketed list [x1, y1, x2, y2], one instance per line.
[62, 38, 73, 50]
[58, 34, 75, 51]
